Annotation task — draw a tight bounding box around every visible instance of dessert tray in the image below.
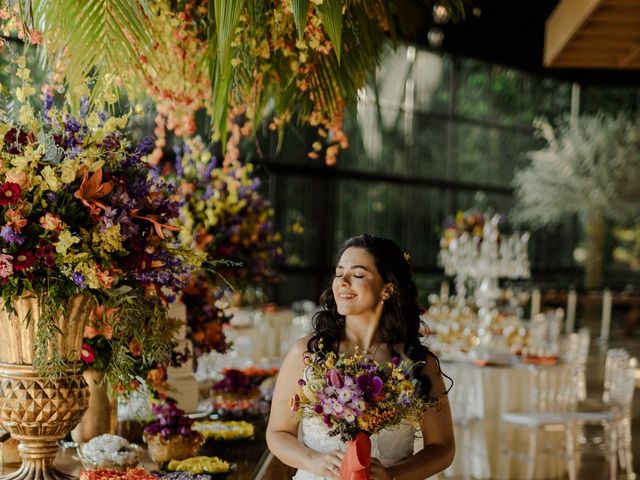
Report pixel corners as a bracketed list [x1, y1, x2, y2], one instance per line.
[191, 420, 254, 442]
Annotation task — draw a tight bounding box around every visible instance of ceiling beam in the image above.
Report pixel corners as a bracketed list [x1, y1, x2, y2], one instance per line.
[545, 0, 640, 69]
[544, 0, 602, 66]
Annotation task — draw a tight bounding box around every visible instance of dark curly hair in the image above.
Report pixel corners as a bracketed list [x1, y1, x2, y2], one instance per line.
[307, 234, 450, 399]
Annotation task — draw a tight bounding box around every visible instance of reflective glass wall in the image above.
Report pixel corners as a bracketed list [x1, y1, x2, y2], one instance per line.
[263, 45, 640, 305]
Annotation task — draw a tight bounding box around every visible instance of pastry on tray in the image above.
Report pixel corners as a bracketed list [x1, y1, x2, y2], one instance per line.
[166, 456, 232, 475]
[191, 420, 254, 442]
[79, 467, 158, 480]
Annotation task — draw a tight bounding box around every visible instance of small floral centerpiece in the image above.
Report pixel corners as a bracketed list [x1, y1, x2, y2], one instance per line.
[291, 350, 432, 479]
[143, 402, 203, 466]
[440, 210, 487, 248]
[211, 369, 261, 401]
[0, 57, 202, 384]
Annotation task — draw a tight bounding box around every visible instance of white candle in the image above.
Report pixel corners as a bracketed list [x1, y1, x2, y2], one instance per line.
[440, 281, 450, 302]
[600, 289, 613, 342]
[531, 288, 541, 318]
[566, 290, 577, 333]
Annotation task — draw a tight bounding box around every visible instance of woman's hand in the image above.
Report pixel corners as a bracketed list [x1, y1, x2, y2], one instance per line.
[306, 449, 344, 479]
[370, 458, 394, 480]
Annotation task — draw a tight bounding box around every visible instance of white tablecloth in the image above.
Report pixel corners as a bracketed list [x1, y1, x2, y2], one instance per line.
[441, 361, 568, 480]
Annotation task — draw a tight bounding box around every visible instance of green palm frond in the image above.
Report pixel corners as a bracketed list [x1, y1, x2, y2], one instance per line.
[290, 0, 310, 41]
[211, 0, 246, 148]
[17, 0, 157, 101]
[315, 0, 343, 63]
[9, 0, 470, 158]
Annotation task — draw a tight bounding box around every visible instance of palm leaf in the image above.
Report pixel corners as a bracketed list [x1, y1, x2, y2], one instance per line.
[17, 0, 158, 105]
[212, 0, 246, 146]
[315, 0, 343, 63]
[290, 0, 310, 40]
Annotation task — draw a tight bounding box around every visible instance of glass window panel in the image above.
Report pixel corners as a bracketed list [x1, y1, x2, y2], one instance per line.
[455, 124, 534, 184]
[580, 85, 640, 116]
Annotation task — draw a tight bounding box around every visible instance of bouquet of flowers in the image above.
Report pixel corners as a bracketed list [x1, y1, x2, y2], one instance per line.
[291, 350, 430, 478]
[0, 56, 202, 386]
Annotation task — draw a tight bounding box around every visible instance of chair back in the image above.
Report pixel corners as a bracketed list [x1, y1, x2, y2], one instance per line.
[528, 362, 580, 414]
[603, 349, 636, 409]
[558, 329, 590, 365]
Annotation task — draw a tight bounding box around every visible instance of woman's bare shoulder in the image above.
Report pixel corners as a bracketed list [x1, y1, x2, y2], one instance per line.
[289, 335, 313, 355]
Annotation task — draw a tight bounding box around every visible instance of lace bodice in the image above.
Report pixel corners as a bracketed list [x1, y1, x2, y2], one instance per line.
[292, 416, 417, 480]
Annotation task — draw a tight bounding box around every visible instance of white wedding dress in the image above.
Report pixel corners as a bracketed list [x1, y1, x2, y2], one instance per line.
[292, 416, 417, 479]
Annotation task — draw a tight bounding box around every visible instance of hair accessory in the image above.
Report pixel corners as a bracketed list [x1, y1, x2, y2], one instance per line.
[403, 251, 411, 262]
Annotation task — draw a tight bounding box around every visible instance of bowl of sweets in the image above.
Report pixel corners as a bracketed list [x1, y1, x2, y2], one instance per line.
[77, 434, 143, 471]
[143, 403, 204, 466]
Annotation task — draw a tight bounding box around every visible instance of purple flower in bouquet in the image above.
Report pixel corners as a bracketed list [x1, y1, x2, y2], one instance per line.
[356, 373, 383, 401]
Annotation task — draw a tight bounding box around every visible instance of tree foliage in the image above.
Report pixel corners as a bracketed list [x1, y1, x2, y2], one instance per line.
[514, 115, 640, 228]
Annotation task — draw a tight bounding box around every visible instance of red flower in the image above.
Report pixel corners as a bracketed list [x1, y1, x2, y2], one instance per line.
[0, 182, 21, 206]
[35, 240, 56, 268]
[13, 250, 36, 271]
[81, 343, 95, 364]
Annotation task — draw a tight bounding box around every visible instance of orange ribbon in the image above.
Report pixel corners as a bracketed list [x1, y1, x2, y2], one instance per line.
[340, 432, 371, 480]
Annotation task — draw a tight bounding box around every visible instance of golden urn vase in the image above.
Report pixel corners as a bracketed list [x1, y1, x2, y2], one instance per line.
[0, 294, 93, 480]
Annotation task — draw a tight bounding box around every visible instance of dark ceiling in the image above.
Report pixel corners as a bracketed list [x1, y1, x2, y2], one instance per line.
[412, 0, 640, 86]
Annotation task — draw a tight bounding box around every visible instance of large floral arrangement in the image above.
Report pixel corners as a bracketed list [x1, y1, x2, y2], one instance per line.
[167, 137, 283, 354]
[173, 137, 283, 288]
[0, 57, 201, 384]
[291, 350, 429, 442]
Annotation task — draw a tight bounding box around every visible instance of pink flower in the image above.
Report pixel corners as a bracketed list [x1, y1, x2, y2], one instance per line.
[0, 254, 13, 278]
[81, 343, 95, 364]
[327, 368, 344, 388]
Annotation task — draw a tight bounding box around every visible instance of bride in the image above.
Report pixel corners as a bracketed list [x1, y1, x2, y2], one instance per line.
[267, 234, 455, 480]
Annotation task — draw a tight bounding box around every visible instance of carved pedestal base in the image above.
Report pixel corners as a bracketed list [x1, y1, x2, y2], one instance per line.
[0, 364, 89, 480]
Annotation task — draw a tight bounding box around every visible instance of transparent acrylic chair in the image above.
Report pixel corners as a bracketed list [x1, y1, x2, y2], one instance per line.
[500, 362, 581, 480]
[574, 348, 637, 479]
[559, 329, 590, 401]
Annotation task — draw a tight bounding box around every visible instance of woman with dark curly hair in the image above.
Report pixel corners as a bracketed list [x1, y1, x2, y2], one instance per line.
[267, 234, 454, 480]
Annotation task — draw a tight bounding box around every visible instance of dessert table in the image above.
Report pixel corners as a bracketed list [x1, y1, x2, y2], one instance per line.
[1, 416, 272, 480]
